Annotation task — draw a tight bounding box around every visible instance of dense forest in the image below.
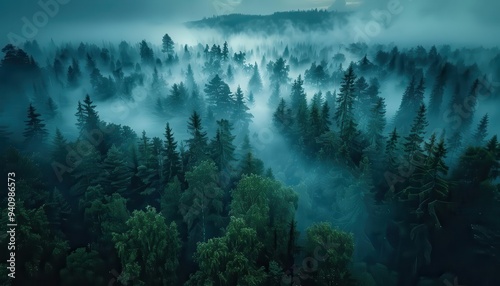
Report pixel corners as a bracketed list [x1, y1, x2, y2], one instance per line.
[1, 10, 500, 286]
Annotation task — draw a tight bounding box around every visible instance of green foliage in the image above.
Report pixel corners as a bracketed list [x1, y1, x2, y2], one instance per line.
[23, 103, 48, 145]
[305, 222, 355, 286]
[59, 248, 106, 286]
[180, 160, 224, 241]
[113, 206, 181, 286]
[186, 216, 267, 286]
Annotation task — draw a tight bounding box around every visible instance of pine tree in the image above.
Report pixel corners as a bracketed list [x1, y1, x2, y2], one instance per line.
[140, 40, 155, 66]
[231, 86, 253, 132]
[52, 128, 67, 163]
[209, 119, 236, 172]
[185, 64, 197, 92]
[179, 160, 224, 242]
[75, 101, 85, 133]
[385, 128, 400, 173]
[354, 76, 371, 129]
[268, 57, 290, 86]
[366, 97, 387, 152]
[273, 98, 294, 136]
[335, 64, 358, 144]
[290, 75, 307, 112]
[222, 41, 229, 61]
[269, 82, 280, 107]
[204, 74, 234, 119]
[226, 64, 234, 82]
[186, 111, 209, 168]
[472, 114, 489, 146]
[102, 145, 132, 196]
[428, 64, 449, 122]
[393, 77, 423, 135]
[248, 62, 263, 93]
[161, 33, 175, 56]
[163, 123, 181, 183]
[23, 103, 48, 144]
[82, 94, 100, 132]
[403, 104, 428, 159]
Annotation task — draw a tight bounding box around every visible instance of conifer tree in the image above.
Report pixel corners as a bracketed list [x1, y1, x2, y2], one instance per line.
[428, 64, 449, 122]
[403, 104, 428, 159]
[179, 160, 224, 242]
[161, 33, 175, 56]
[248, 62, 263, 93]
[366, 97, 387, 153]
[231, 86, 253, 131]
[209, 119, 236, 172]
[186, 111, 209, 168]
[269, 82, 280, 107]
[52, 128, 67, 164]
[472, 114, 489, 146]
[23, 103, 48, 144]
[163, 123, 181, 183]
[204, 74, 234, 119]
[102, 145, 132, 196]
[335, 64, 358, 144]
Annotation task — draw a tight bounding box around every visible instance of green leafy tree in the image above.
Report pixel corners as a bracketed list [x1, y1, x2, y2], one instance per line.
[180, 160, 224, 242]
[113, 206, 181, 286]
[304, 222, 355, 286]
[59, 248, 106, 286]
[186, 217, 267, 286]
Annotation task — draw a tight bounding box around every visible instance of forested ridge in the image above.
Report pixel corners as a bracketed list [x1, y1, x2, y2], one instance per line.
[0, 27, 500, 286]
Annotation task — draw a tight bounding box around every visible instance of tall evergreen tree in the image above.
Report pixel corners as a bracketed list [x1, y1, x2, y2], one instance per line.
[161, 33, 175, 56]
[52, 128, 67, 164]
[102, 145, 132, 196]
[231, 86, 253, 131]
[23, 103, 48, 144]
[428, 64, 449, 122]
[472, 114, 489, 146]
[248, 62, 263, 93]
[335, 64, 358, 144]
[403, 104, 428, 159]
[163, 123, 181, 183]
[186, 111, 209, 168]
[204, 74, 234, 119]
[210, 119, 236, 173]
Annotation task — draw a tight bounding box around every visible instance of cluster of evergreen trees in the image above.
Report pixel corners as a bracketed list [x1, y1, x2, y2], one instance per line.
[1, 26, 500, 286]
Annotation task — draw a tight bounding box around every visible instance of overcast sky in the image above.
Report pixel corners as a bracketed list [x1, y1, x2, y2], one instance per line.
[0, 0, 499, 47]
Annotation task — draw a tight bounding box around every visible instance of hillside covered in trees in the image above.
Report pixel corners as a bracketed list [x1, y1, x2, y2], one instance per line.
[1, 9, 500, 286]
